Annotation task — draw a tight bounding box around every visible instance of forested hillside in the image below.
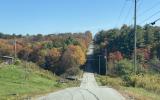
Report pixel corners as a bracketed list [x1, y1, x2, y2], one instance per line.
[95, 24, 160, 73]
[94, 24, 160, 100]
[0, 31, 92, 76]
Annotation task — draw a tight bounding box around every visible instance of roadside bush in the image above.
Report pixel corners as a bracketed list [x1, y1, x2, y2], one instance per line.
[122, 75, 135, 87]
[65, 67, 80, 76]
[150, 57, 159, 65]
[115, 59, 133, 76]
[14, 59, 21, 65]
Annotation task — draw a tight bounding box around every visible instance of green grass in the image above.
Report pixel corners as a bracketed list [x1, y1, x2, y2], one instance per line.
[0, 62, 79, 100]
[95, 75, 160, 100]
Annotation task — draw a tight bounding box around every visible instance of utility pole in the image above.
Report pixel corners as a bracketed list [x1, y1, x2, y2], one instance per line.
[26, 34, 29, 61]
[105, 48, 107, 75]
[98, 55, 101, 74]
[14, 37, 17, 62]
[134, 0, 137, 73]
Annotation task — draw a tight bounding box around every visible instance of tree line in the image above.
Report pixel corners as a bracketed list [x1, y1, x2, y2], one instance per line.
[94, 24, 160, 74]
[0, 31, 92, 76]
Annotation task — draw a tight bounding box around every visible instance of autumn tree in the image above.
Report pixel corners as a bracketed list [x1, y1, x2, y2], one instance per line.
[61, 45, 86, 75]
[0, 39, 14, 56]
[17, 46, 32, 60]
[45, 48, 61, 73]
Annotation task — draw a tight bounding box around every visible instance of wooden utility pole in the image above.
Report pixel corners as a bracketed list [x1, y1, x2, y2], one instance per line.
[134, 0, 137, 73]
[14, 37, 17, 62]
[105, 48, 107, 75]
[98, 55, 102, 74]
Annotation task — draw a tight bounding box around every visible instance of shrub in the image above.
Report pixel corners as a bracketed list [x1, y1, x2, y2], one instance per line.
[115, 59, 133, 76]
[122, 75, 135, 87]
[65, 67, 80, 76]
[14, 59, 21, 65]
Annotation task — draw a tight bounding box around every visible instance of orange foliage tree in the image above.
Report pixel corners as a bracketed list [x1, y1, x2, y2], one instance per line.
[45, 48, 61, 72]
[0, 39, 14, 56]
[61, 45, 86, 75]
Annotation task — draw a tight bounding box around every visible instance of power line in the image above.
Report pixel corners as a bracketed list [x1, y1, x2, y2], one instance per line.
[137, 0, 143, 10]
[122, 1, 133, 25]
[138, 1, 160, 17]
[127, 7, 134, 27]
[137, 0, 143, 6]
[115, 0, 128, 28]
[150, 17, 160, 25]
[127, 0, 141, 26]
[139, 10, 160, 24]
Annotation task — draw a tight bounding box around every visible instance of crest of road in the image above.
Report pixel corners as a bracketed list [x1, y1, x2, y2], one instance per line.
[36, 43, 125, 100]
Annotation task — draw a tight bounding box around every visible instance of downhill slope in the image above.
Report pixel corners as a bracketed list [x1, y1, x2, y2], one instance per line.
[0, 62, 70, 100]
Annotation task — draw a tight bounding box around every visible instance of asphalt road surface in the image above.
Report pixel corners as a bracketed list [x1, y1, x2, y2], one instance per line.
[36, 43, 125, 100]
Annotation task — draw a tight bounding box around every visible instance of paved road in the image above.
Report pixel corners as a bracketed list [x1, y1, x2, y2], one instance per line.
[36, 43, 125, 100]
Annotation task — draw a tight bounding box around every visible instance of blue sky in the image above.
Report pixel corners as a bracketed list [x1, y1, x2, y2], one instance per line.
[0, 0, 160, 35]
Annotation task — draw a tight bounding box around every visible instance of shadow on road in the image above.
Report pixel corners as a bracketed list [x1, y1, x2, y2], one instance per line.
[85, 54, 94, 73]
[84, 43, 106, 75]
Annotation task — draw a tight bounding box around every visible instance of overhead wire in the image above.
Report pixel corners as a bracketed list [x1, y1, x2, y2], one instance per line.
[150, 17, 160, 25]
[122, 1, 133, 26]
[115, 0, 160, 27]
[138, 0, 143, 6]
[138, 1, 160, 17]
[126, 0, 142, 27]
[137, 0, 143, 10]
[115, 0, 128, 28]
[139, 10, 160, 24]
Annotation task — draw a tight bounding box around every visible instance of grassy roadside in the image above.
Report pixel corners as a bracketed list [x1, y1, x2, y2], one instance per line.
[0, 62, 79, 100]
[95, 75, 160, 100]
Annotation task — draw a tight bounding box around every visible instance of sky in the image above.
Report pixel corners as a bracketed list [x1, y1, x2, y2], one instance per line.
[0, 0, 160, 35]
